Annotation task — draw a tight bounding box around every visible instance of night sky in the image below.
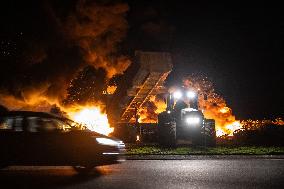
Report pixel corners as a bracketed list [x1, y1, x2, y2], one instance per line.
[0, 0, 283, 119]
[124, 0, 284, 119]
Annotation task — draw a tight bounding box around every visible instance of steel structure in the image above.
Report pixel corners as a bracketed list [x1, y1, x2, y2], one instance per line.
[120, 51, 172, 123]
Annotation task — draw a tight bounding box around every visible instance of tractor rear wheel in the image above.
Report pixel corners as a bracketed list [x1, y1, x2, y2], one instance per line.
[157, 112, 176, 147]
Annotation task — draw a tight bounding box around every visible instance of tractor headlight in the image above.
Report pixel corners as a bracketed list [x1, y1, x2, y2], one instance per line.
[173, 90, 182, 99]
[185, 117, 200, 125]
[186, 91, 196, 99]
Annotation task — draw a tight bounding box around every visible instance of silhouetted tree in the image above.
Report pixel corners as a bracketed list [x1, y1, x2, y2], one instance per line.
[63, 66, 107, 105]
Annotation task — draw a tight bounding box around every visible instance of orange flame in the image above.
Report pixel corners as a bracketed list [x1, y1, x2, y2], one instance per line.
[0, 94, 113, 136]
[67, 106, 114, 136]
[138, 95, 166, 123]
[219, 107, 230, 114]
[183, 75, 244, 137]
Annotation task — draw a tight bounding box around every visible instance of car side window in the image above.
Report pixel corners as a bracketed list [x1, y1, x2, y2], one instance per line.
[0, 116, 24, 131]
[25, 117, 56, 132]
[14, 116, 24, 131]
[26, 117, 72, 132]
[38, 118, 57, 132]
[0, 117, 13, 130]
[1, 116, 73, 132]
[27, 117, 39, 132]
[42, 119, 57, 132]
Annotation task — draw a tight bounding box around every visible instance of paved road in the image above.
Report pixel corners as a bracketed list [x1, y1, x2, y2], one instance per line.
[0, 158, 284, 189]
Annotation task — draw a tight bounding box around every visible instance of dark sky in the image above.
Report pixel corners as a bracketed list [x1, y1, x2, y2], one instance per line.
[0, 0, 283, 119]
[124, 0, 284, 119]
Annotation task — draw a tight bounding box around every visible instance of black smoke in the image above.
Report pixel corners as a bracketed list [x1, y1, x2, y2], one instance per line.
[0, 0, 130, 108]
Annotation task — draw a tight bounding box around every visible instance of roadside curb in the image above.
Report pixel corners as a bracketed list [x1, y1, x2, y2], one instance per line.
[125, 154, 284, 160]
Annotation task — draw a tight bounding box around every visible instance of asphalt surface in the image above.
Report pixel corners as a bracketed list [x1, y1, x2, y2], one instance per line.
[1, 158, 284, 189]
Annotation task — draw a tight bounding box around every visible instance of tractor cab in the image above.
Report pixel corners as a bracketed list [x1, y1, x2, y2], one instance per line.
[158, 87, 216, 147]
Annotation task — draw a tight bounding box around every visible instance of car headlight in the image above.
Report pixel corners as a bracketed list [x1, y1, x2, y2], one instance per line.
[185, 117, 200, 125]
[96, 138, 119, 146]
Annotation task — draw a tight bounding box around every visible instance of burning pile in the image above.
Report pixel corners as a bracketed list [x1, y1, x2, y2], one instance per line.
[67, 106, 113, 136]
[137, 73, 283, 137]
[241, 118, 284, 130]
[183, 74, 242, 136]
[136, 73, 243, 136]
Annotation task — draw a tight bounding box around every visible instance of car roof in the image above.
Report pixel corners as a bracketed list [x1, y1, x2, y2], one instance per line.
[0, 111, 114, 138]
[0, 111, 70, 121]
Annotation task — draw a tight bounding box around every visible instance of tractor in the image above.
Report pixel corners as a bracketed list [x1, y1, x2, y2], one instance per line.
[157, 87, 216, 147]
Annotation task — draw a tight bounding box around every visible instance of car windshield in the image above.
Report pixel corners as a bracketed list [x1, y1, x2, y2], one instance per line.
[62, 118, 89, 131]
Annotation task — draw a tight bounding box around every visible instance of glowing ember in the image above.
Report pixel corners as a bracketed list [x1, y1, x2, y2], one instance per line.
[68, 107, 113, 136]
[241, 118, 284, 130]
[106, 85, 117, 94]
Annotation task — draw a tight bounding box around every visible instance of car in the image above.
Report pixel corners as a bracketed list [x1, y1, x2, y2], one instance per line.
[0, 111, 125, 173]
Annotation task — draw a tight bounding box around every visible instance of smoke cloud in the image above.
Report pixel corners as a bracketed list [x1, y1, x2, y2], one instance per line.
[65, 0, 131, 78]
[0, 0, 130, 110]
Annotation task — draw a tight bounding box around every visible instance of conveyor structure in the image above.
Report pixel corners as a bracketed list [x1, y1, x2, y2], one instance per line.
[120, 51, 172, 123]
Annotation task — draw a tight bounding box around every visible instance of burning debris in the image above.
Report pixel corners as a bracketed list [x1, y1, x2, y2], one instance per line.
[134, 73, 242, 137]
[183, 74, 242, 136]
[67, 105, 113, 136]
[183, 74, 284, 137]
[138, 95, 166, 123]
[136, 73, 281, 138]
[241, 118, 284, 130]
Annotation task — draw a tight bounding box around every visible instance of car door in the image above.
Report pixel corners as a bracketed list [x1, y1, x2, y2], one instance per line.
[24, 116, 52, 164]
[25, 116, 61, 164]
[46, 118, 82, 165]
[46, 119, 94, 165]
[27, 117, 74, 165]
[0, 116, 34, 164]
[0, 116, 15, 163]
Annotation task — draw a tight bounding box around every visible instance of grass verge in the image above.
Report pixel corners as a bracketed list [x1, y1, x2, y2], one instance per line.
[126, 145, 284, 155]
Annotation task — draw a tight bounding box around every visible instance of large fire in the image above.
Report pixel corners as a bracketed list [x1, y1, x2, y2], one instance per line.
[0, 69, 282, 138]
[0, 94, 113, 136]
[67, 106, 113, 136]
[0, 0, 130, 136]
[137, 74, 255, 137]
[182, 75, 245, 137]
[208, 106, 243, 137]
